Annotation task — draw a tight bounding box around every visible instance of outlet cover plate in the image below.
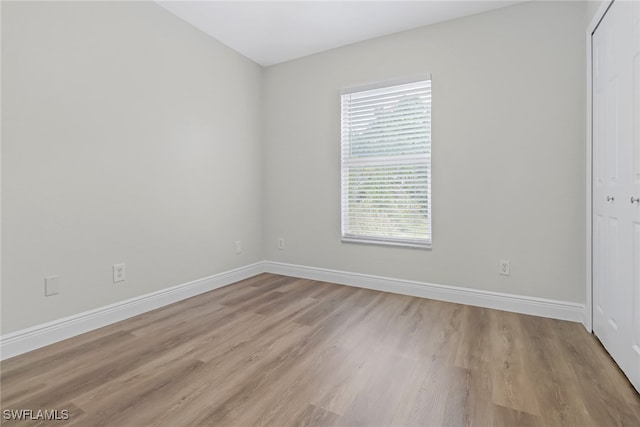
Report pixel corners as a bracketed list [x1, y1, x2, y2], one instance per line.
[113, 263, 126, 283]
[499, 259, 510, 276]
[45, 276, 59, 296]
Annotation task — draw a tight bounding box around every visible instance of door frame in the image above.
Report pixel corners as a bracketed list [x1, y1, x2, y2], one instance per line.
[586, 0, 615, 333]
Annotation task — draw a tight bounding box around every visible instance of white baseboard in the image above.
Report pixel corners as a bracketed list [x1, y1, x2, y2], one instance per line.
[0, 262, 265, 360]
[263, 261, 586, 323]
[1, 260, 587, 361]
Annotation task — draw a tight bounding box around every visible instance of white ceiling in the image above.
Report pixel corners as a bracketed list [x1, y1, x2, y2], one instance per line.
[157, 1, 525, 67]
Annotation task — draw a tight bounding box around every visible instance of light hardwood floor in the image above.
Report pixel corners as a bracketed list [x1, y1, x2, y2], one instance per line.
[1, 273, 639, 426]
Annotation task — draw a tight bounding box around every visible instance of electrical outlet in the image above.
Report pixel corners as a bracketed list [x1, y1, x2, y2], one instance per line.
[45, 276, 59, 296]
[278, 237, 285, 250]
[235, 240, 242, 254]
[113, 263, 126, 283]
[499, 259, 510, 276]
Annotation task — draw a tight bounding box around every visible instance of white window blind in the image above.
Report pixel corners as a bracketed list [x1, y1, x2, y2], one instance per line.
[341, 79, 431, 248]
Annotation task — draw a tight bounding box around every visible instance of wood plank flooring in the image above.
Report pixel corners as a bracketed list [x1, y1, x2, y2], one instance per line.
[1, 273, 639, 426]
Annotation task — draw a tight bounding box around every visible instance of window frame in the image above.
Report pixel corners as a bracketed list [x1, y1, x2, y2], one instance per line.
[340, 76, 432, 249]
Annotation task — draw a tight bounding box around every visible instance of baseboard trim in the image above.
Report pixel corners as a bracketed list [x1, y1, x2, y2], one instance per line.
[1, 260, 587, 360]
[263, 261, 585, 323]
[0, 262, 265, 360]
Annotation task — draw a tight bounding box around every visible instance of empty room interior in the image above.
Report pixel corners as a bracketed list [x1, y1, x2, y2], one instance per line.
[1, 0, 640, 425]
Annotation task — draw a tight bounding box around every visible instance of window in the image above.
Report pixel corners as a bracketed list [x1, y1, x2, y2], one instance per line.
[341, 78, 431, 248]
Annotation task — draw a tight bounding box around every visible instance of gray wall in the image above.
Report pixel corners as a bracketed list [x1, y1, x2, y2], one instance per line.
[1, 1, 264, 333]
[263, 0, 587, 303]
[2, 0, 589, 335]
[586, 0, 607, 26]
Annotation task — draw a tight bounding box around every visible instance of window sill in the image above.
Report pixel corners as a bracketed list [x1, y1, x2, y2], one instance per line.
[341, 237, 431, 250]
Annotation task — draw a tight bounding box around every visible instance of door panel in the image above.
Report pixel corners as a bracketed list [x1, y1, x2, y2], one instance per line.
[606, 78, 618, 185]
[634, 53, 640, 185]
[594, 213, 605, 317]
[632, 0, 640, 390]
[633, 222, 640, 357]
[592, 0, 639, 393]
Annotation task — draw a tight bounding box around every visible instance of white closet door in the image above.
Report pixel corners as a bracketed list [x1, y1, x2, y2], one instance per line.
[592, 0, 640, 393]
[631, 0, 640, 393]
